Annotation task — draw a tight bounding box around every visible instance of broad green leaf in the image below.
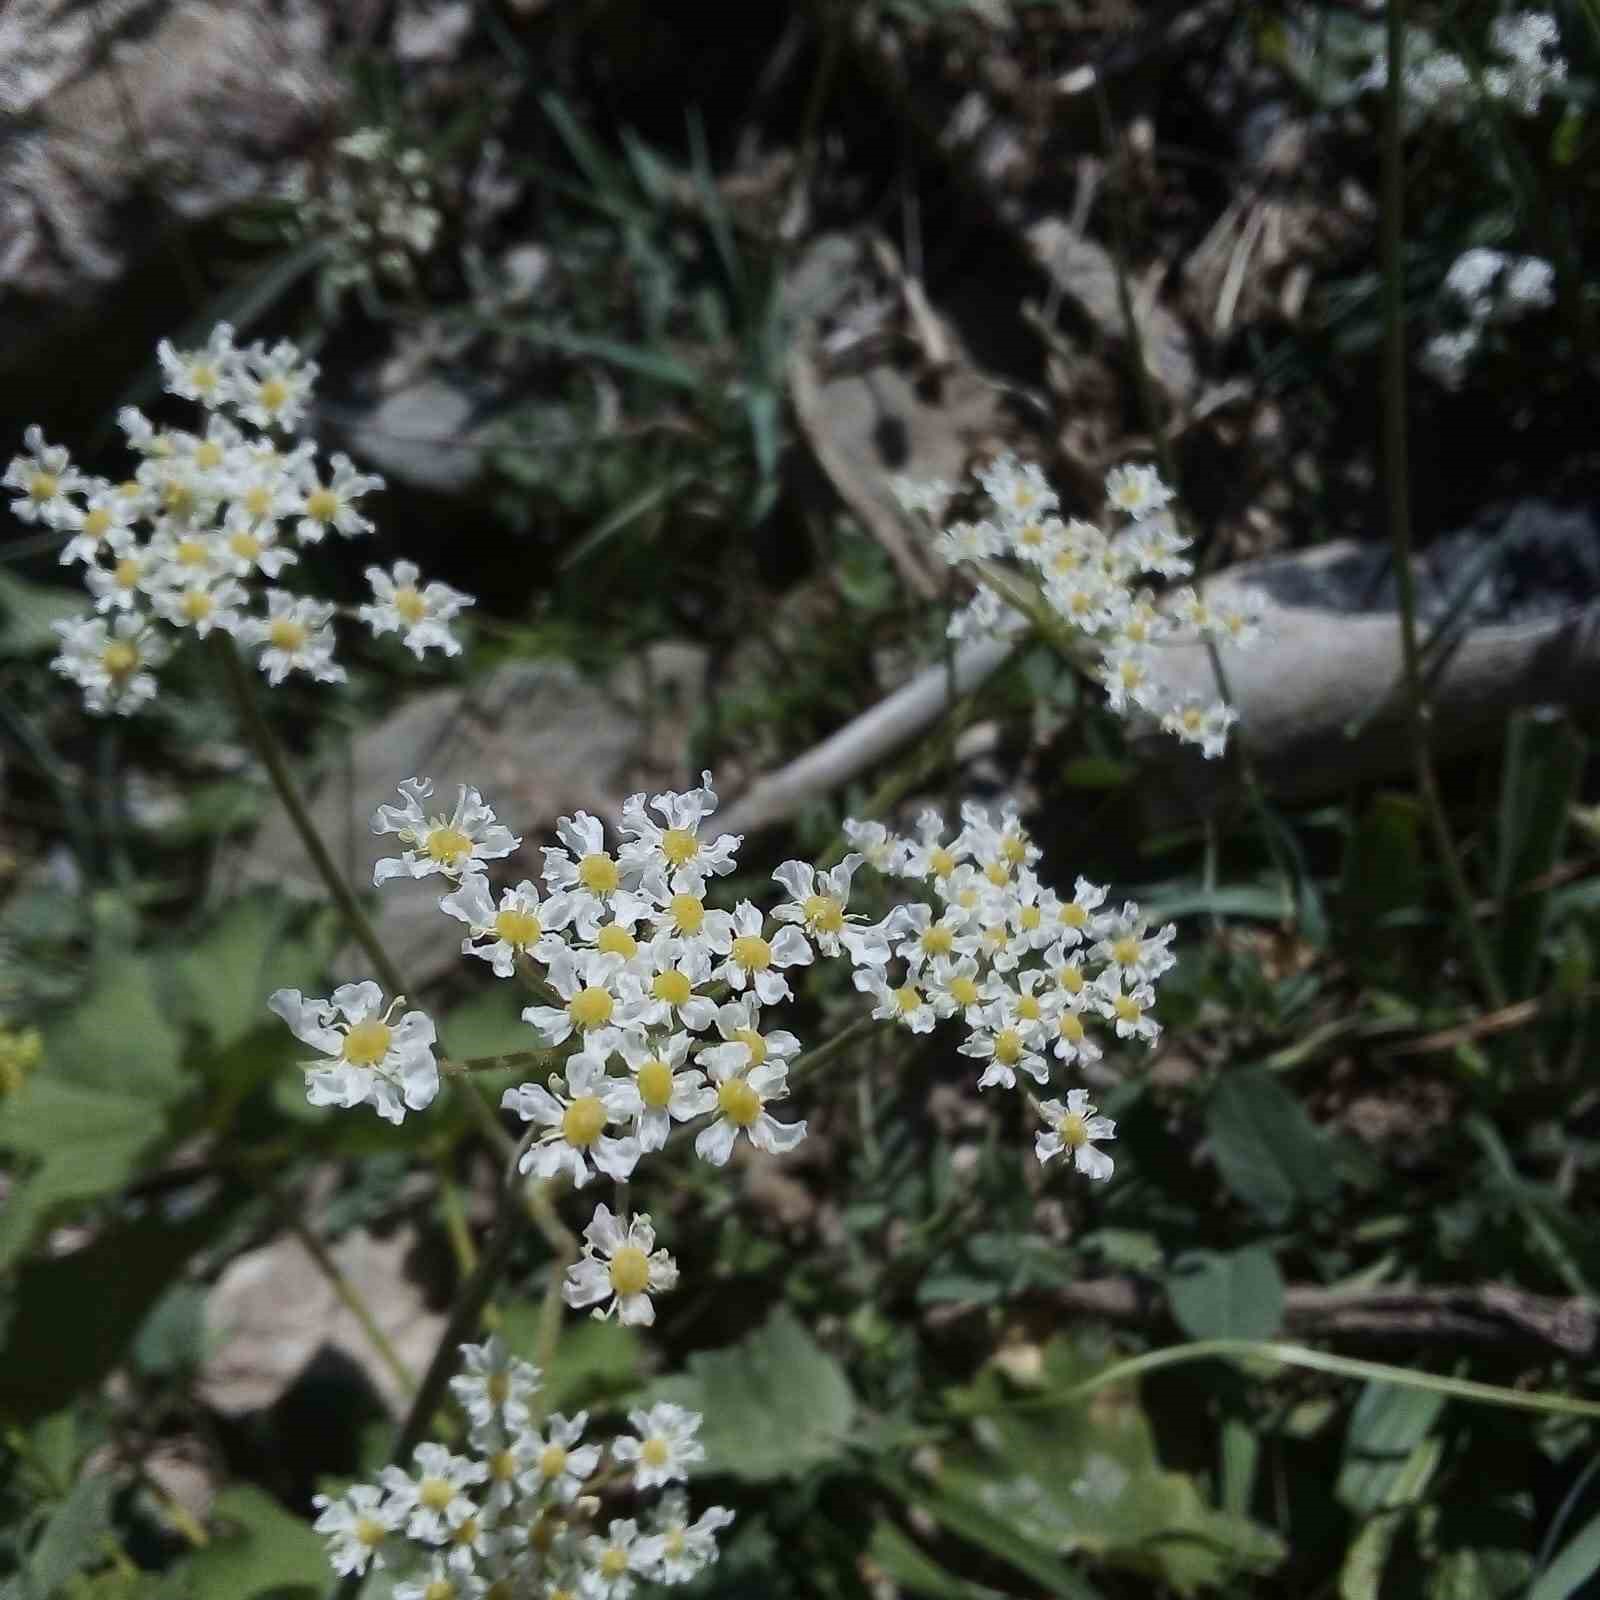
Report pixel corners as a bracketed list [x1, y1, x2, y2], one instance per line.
[652, 1306, 856, 1482]
[40, 951, 184, 1098]
[1168, 1248, 1285, 1342]
[20, 1472, 117, 1600]
[1207, 1068, 1338, 1224]
[1530, 1506, 1600, 1600]
[1338, 1435, 1442, 1600]
[161, 1485, 325, 1598]
[1336, 1381, 1445, 1516]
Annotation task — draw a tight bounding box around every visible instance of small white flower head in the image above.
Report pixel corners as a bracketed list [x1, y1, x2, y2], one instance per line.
[379, 1441, 487, 1544]
[708, 900, 813, 1005]
[519, 1410, 602, 1504]
[621, 934, 719, 1033]
[1104, 462, 1175, 521]
[227, 460, 303, 529]
[392, 1552, 486, 1600]
[1090, 969, 1161, 1045]
[924, 954, 987, 1022]
[1035, 1089, 1116, 1180]
[1161, 695, 1238, 759]
[440, 875, 573, 977]
[448, 1336, 541, 1433]
[901, 809, 968, 883]
[150, 574, 248, 638]
[503, 1052, 640, 1188]
[359, 560, 473, 658]
[312, 1482, 399, 1576]
[296, 453, 383, 544]
[693, 1042, 806, 1167]
[616, 1029, 712, 1151]
[890, 474, 955, 520]
[1049, 988, 1102, 1067]
[240, 590, 345, 686]
[1116, 511, 1192, 579]
[842, 817, 907, 875]
[636, 867, 736, 957]
[1097, 642, 1163, 716]
[268, 982, 440, 1123]
[1045, 567, 1129, 635]
[58, 483, 138, 567]
[371, 777, 521, 886]
[771, 854, 887, 964]
[612, 1404, 705, 1490]
[564, 1203, 679, 1326]
[978, 453, 1058, 524]
[698, 995, 800, 1077]
[217, 507, 299, 579]
[1487, 10, 1566, 114]
[1091, 901, 1177, 984]
[935, 518, 1003, 565]
[1502, 254, 1556, 316]
[157, 323, 241, 406]
[1421, 326, 1482, 390]
[50, 612, 167, 716]
[583, 1517, 650, 1599]
[84, 532, 162, 613]
[236, 337, 319, 430]
[520, 947, 635, 1051]
[5, 425, 86, 527]
[639, 1492, 735, 1585]
[542, 810, 627, 903]
[959, 1004, 1050, 1091]
[617, 771, 741, 884]
[888, 901, 976, 973]
[1443, 247, 1508, 320]
[947, 584, 1011, 643]
[852, 967, 936, 1033]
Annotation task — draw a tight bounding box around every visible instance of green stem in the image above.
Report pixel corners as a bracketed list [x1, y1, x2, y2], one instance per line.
[1378, 3, 1508, 1011]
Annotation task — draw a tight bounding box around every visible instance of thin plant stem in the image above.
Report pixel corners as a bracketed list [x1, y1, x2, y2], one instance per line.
[1379, 0, 1508, 1011]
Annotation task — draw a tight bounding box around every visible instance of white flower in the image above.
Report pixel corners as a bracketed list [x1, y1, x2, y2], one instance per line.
[772, 854, 889, 965]
[84, 534, 161, 612]
[959, 1004, 1050, 1091]
[518, 1411, 602, 1504]
[150, 574, 247, 638]
[1053, 877, 1107, 946]
[5, 425, 85, 527]
[693, 1046, 806, 1166]
[50, 613, 166, 716]
[1160, 696, 1237, 759]
[1502, 255, 1556, 316]
[503, 1052, 640, 1188]
[853, 968, 936, 1033]
[1049, 990, 1102, 1066]
[296, 453, 383, 543]
[1421, 326, 1481, 389]
[842, 817, 906, 874]
[520, 947, 635, 1050]
[268, 982, 440, 1124]
[1105, 462, 1174, 521]
[947, 585, 1011, 642]
[1097, 643, 1163, 715]
[371, 777, 521, 885]
[1090, 902, 1176, 983]
[447, 1337, 541, 1433]
[440, 875, 573, 977]
[616, 1029, 712, 1151]
[217, 507, 300, 579]
[638, 1493, 735, 1585]
[889, 474, 954, 518]
[635, 867, 735, 957]
[888, 901, 977, 972]
[542, 810, 626, 902]
[312, 1482, 398, 1576]
[156, 324, 241, 406]
[706, 900, 812, 1005]
[563, 1203, 679, 1326]
[935, 519, 1003, 564]
[236, 338, 318, 430]
[617, 771, 740, 884]
[978, 454, 1057, 524]
[239, 591, 345, 686]
[1443, 247, 1507, 319]
[359, 560, 474, 659]
[619, 934, 719, 1033]
[392, 1554, 485, 1600]
[612, 1404, 705, 1490]
[58, 485, 137, 567]
[924, 954, 986, 1022]
[1045, 569, 1130, 634]
[1089, 970, 1161, 1045]
[379, 1442, 487, 1543]
[1035, 1089, 1116, 1179]
[582, 1518, 651, 1599]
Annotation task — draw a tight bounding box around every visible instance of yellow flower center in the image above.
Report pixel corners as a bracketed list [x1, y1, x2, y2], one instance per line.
[485, 1584, 515, 1600]
[179, 590, 214, 622]
[1057, 1112, 1089, 1148]
[1120, 661, 1143, 688]
[669, 892, 705, 934]
[418, 1476, 453, 1512]
[494, 908, 542, 948]
[652, 969, 693, 1007]
[539, 1443, 569, 1479]
[243, 485, 272, 518]
[578, 852, 619, 894]
[487, 1371, 510, 1405]
[118, 479, 142, 498]
[305, 487, 340, 522]
[730, 933, 772, 971]
[528, 1516, 557, 1552]
[928, 847, 957, 878]
[568, 987, 614, 1030]
[1019, 905, 1041, 931]
[1016, 993, 1041, 1021]
[451, 1516, 480, 1548]
[489, 1448, 517, 1481]
[803, 894, 844, 933]
[717, 1076, 761, 1126]
[194, 440, 223, 468]
[424, 825, 472, 866]
[1017, 521, 1045, 547]
[660, 827, 698, 867]
[1058, 1011, 1085, 1042]
[190, 363, 218, 395]
[984, 862, 1009, 887]
[733, 1026, 767, 1065]
[957, 888, 978, 909]
[1062, 903, 1089, 928]
[423, 1581, 454, 1600]
[921, 925, 954, 958]
[101, 640, 138, 677]
[561, 1094, 607, 1146]
[342, 1018, 392, 1066]
[636, 1059, 674, 1108]
[950, 976, 980, 1007]
[354, 1515, 388, 1548]
[640, 1437, 671, 1468]
[599, 1548, 630, 1579]
[1001, 835, 1027, 865]
[27, 471, 58, 503]
[609, 1244, 651, 1296]
[664, 1528, 686, 1557]
[257, 376, 290, 415]
[994, 1028, 1023, 1065]
[1111, 936, 1141, 967]
[595, 924, 637, 958]
[268, 618, 308, 652]
[162, 480, 195, 517]
[1058, 964, 1085, 994]
[229, 529, 263, 560]
[1127, 619, 1149, 642]
[114, 557, 141, 588]
[1113, 994, 1141, 1025]
[894, 985, 923, 1016]
[82, 507, 111, 538]
[394, 585, 428, 625]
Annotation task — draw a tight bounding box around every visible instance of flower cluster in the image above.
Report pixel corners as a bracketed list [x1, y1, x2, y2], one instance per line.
[313, 1337, 731, 1597]
[1422, 247, 1556, 390]
[282, 127, 443, 299]
[7, 326, 473, 715]
[895, 459, 1254, 760]
[1364, 10, 1566, 122]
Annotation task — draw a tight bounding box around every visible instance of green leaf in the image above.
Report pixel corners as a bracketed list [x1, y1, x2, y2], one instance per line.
[1336, 1381, 1445, 1516]
[1207, 1068, 1338, 1224]
[0, 568, 85, 657]
[20, 1473, 117, 1600]
[1168, 1249, 1285, 1342]
[1337, 1435, 1443, 1600]
[161, 1486, 325, 1599]
[40, 951, 184, 1098]
[1530, 1507, 1600, 1600]
[867, 1518, 1007, 1599]
[1340, 794, 1423, 979]
[498, 1310, 644, 1415]
[652, 1306, 856, 1482]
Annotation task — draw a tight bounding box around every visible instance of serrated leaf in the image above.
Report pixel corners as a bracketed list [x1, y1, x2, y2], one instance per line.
[1168, 1249, 1285, 1342]
[653, 1306, 856, 1482]
[1207, 1069, 1338, 1224]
